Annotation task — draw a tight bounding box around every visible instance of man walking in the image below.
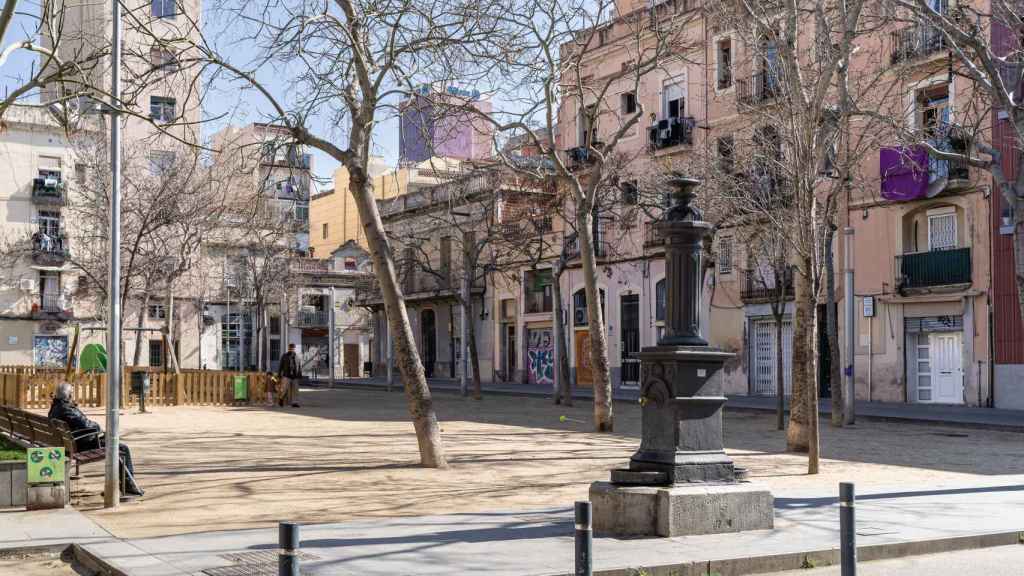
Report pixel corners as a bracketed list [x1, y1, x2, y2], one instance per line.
[278, 343, 302, 408]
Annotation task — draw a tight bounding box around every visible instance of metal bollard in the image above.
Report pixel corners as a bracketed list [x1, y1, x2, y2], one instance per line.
[279, 522, 300, 576]
[840, 482, 856, 576]
[575, 501, 592, 576]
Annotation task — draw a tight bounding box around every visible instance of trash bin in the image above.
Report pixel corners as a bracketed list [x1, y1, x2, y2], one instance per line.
[233, 375, 249, 401]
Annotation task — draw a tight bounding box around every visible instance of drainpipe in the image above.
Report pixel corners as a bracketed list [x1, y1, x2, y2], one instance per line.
[843, 227, 855, 424]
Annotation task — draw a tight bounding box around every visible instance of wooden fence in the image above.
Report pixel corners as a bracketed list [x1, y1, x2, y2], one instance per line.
[0, 367, 271, 410]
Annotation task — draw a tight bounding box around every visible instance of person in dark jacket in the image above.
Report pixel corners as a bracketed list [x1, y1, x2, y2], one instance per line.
[277, 343, 302, 408]
[48, 382, 144, 497]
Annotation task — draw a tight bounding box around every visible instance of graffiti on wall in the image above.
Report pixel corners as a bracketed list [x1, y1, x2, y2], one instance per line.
[33, 335, 68, 367]
[527, 328, 554, 386]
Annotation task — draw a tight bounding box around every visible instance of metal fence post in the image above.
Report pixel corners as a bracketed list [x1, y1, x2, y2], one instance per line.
[840, 482, 856, 576]
[279, 522, 300, 576]
[575, 501, 592, 576]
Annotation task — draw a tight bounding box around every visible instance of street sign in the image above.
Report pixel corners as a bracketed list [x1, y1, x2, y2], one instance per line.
[27, 447, 65, 484]
[863, 296, 875, 318]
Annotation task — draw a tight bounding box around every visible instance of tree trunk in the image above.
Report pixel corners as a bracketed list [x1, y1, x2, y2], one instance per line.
[825, 227, 843, 427]
[165, 289, 181, 373]
[552, 264, 572, 406]
[786, 257, 813, 453]
[132, 293, 150, 366]
[774, 308, 785, 431]
[348, 165, 447, 468]
[576, 207, 613, 432]
[808, 291, 822, 475]
[467, 295, 482, 400]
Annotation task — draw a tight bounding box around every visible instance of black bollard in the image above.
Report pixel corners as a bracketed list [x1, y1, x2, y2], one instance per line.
[279, 522, 300, 576]
[575, 501, 592, 576]
[840, 482, 856, 576]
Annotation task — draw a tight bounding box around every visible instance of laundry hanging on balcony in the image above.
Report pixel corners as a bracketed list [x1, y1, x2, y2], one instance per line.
[880, 146, 928, 201]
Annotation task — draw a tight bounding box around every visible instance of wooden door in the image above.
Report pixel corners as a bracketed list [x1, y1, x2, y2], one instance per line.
[344, 344, 359, 378]
[574, 330, 593, 388]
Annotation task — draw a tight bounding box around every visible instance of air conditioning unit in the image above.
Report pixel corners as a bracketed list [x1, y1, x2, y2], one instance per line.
[44, 177, 60, 188]
[19, 278, 35, 292]
[574, 308, 587, 325]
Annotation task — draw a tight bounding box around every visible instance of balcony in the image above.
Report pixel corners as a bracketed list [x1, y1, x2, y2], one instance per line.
[891, 23, 946, 65]
[896, 247, 971, 291]
[32, 233, 69, 266]
[564, 234, 608, 260]
[500, 218, 553, 240]
[291, 258, 331, 274]
[32, 293, 72, 321]
[644, 221, 666, 249]
[648, 116, 696, 151]
[566, 142, 603, 170]
[737, 71, 779, 106]
[524, 290, 552, 315]
[296, 309, 330, 327]
[31, 178, 67, 206]
[741, 270, 795, 303]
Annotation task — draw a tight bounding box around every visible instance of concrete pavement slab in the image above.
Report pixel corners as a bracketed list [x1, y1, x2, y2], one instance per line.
[0, 507, 113, 551]
[80, 480, 1024, 576]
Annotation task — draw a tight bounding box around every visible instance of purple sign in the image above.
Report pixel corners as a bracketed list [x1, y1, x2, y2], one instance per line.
[880, 146, 928, 202]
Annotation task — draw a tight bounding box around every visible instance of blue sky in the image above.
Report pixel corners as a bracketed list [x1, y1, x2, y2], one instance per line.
[0, 0, 405, 188]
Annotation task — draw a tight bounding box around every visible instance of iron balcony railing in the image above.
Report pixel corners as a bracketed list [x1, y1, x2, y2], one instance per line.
[524, 290, 552, 314]
[891, 23, 946, 65]
[644, 221, 666, 248]
[648, 116, 696, 150]
[737, 71, 779, 106]
[31, 178, 67, 205]
[296, 309, 330, 327]
[741, 271, 796, 302]
[564, 234, 608, 260]
[32, 233, 69, 264]
[33, 293, 72, 320]
[896, 247, 971, 290]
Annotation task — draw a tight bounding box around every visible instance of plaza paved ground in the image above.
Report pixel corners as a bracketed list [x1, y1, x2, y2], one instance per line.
[65, 386, 1024, 540]
[761, 545, 1024, 576]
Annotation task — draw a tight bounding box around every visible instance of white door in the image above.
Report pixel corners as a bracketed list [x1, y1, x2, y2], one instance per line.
[929, 332, 963, 404]
[750, 318, 793, 396]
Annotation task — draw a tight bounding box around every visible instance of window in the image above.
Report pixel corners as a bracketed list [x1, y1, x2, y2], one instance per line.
[663, 79, 685, 119]
[927, 209, 957, 250]
[524, 269, 553, 314]
[344, 257, 357, 271]
[655, 279, 666, 322]
[440, 236, 452, 285]
[150, 96, 176, 123]
[37, 210, 60, 236]
[322, 223, 329, 239]
[573, 288, 606, 327]
[621, 92, 637, 115]
[269, 338, 281, 362]
[598, 27, 611, 46]
[148, 339, 164, 367]
[620, 180, 639, 205]
[148, 304, 167, 319]
[39, 271, 60, 311]
[269, 315, 281, 336]
[718, 236, 734, 274]
[717, 38, 733, 89]
[152, 0, 176, 18]
[717, 136, 734, 174]
[294, 203, 309, 223]
[579, 103, 599, 147]
[917, 84, 950, 138]
[151, 47, 178, 71]
[149, 150, 175, 176]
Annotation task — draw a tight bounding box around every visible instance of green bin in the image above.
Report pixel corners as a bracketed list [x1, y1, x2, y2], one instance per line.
[233, 375, 248, 401]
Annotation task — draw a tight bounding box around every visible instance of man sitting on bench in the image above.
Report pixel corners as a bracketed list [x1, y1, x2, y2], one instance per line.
[48, 383, 144, 497]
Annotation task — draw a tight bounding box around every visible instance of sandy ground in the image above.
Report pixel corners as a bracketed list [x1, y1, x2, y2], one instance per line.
[63, 387, 1024, 539]
[0, 549, 89, 575]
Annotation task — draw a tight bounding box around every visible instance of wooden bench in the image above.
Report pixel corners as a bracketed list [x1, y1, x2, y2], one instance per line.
[0, 405, 107, 478]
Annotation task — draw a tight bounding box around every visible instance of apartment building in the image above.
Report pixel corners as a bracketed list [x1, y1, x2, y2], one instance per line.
[0, 107, 88, 366]
[547, 0, 997, 406]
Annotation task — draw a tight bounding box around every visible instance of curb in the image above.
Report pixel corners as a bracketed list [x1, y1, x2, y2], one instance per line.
[309, 380, 1024, 433]
[586, 530, 1024, 576]
[72, 543, 127, 576]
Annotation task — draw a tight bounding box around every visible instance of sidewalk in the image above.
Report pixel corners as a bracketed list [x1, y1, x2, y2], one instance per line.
[78, 479, 1024, 576]
[0, 507, 112, 551]
[310, 377, 1024, 431]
